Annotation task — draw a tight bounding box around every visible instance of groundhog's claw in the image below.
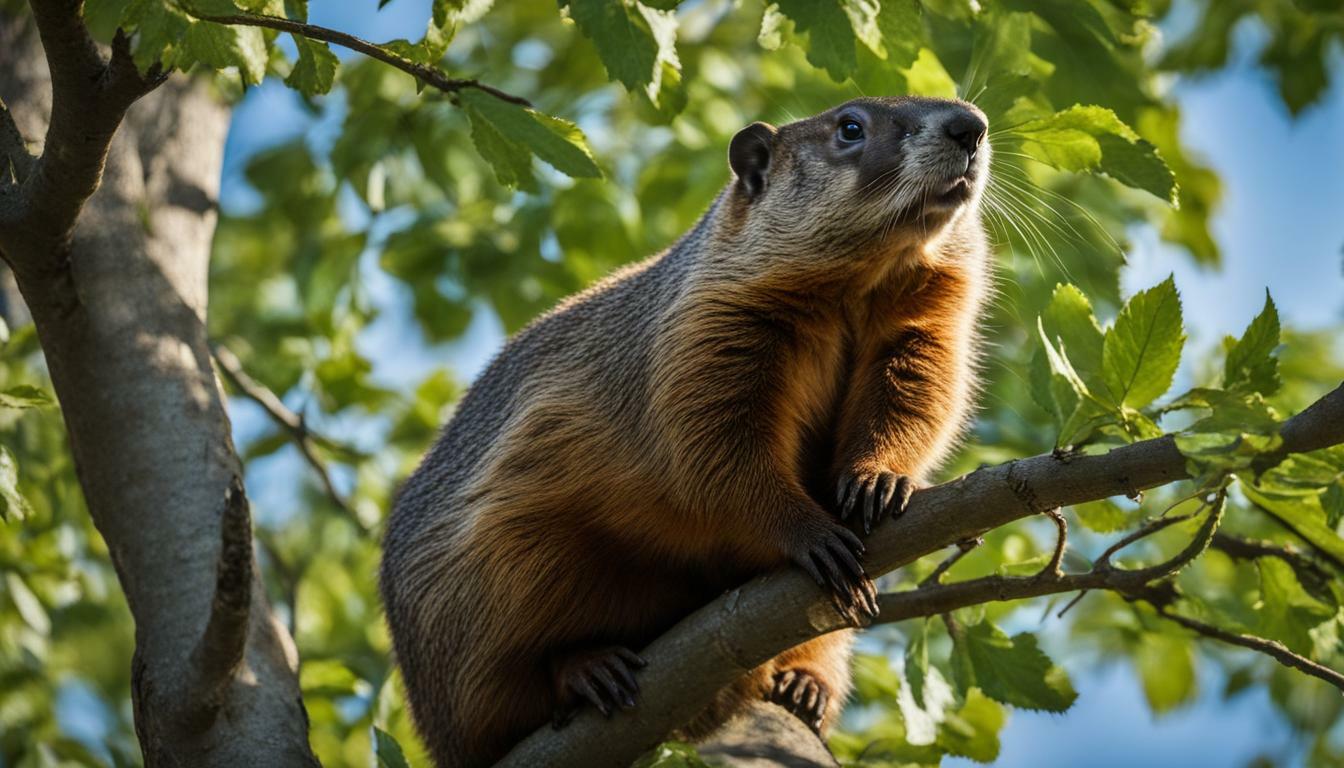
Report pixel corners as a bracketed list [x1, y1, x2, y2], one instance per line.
[551, 646, 646, 728]
[791, 521, 879, 623]
[769, 669, 830, 734]
[837, 470, 915, 535]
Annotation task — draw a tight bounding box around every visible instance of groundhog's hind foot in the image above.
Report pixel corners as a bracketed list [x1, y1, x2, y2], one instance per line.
[768, 669, 830, 734]
[551, 646, 648, 728]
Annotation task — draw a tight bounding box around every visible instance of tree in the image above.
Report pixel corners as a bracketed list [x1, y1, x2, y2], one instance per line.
[0, 1, 1341, 767]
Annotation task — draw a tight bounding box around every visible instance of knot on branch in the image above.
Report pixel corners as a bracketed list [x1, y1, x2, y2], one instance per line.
[180, 476, 254, 733]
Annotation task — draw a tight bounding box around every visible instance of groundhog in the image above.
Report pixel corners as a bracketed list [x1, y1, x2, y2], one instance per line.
[381, 95, 990, 767]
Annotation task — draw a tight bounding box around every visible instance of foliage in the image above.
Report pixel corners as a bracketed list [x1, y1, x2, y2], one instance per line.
[1, 0, 1342, 766]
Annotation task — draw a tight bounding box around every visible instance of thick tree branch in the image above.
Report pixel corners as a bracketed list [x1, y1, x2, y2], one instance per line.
[2, 2, 165, 266]
[497, 383, 1344, 768]
[189, 11, 532, 107]
[211, 343, 360, 525]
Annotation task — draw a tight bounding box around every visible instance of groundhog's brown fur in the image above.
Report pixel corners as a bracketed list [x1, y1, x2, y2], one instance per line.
[381, 96, 991, 767]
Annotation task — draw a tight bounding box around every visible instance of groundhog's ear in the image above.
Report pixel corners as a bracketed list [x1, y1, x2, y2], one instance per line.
[729, 121, 777, 200]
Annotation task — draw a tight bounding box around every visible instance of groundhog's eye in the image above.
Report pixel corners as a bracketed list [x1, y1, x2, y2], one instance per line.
[838, 119, 864, 143]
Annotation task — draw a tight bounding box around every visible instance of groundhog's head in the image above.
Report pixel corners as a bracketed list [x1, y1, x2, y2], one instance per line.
[724, 96, 988, 263]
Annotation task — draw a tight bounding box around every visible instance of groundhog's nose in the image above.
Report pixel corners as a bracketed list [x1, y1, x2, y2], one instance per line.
[944, 111, 987, 160]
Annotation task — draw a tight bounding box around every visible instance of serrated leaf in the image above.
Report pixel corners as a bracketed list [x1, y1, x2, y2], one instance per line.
[1135, 632, 1196, 713]
[1041, 282, 1105, 391]
[181, 18, 268, 85]
[0, 385, 51, 409]
[286, 36, 338, 95]
[774, 0, 858, 81]
[373, 726, 411, 768]
[458, 89, 600, 181]
[566, 0, 657, 88]
[1101, 276, 1184, 409]
[875, 0, 921, 69]
[123, 0, 192, 72]
[950, 622, 1078, 712]
[1013, 105, 1177, 203]
[1224, 291, 1281, 396]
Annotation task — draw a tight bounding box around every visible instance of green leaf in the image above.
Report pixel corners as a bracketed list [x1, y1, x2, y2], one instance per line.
[1242, 484, 1344, 574]
[181, 18, 268, 85]
[1013, 105, 1178, 203]
[0, 446, 30, 521]
[5, 573, 50, 635]
[566, 0, 657, 89]
[1101, 275, 1184, 409]
[1073, 498, 1140, 533]
[458, 90, 601, 183]
[1134, 632, 1196, 713]
[905, 620, 929, 707]
[373, 726, 411, 768]
[774, 0, 858, 81]
[950, 621, 1078, 712]
[1033, 317, 1115, 446]
[1041, 282, 1105, 389]
[286, 36, 339, 95]
[1257, 557, 1334, 656]
[0, 385, 51, 409]
[936, 688, 1005, 763]
[897, 657, 955, 746]
[1223, 291, 1281, 396]
[123, 0, 193, 72]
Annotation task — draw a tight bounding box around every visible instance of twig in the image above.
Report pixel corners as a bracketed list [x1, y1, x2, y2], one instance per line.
[187, 11, 532, 107]
[210, 344, 362, 527]
[920, 536, 982, 587]
[181, 477, 253, 732]
[1040, 507, 1066, 578]
[1153, 606, 1344, 691]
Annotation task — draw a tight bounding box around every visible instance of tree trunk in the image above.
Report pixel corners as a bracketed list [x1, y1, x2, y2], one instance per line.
[0, 14, 318, 766]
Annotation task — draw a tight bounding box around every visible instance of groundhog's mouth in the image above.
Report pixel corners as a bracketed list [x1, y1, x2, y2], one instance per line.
[927, 175, 974, 210]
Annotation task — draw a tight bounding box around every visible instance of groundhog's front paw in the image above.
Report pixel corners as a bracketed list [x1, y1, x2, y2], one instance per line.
[836, 469, 916, 535]
[768, 668, 830, 734]
[788, 520, 878, 623]
[551, 646, 647, 728]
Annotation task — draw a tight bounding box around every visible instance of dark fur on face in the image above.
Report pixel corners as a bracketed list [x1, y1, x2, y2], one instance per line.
[724, 96, 989, 276]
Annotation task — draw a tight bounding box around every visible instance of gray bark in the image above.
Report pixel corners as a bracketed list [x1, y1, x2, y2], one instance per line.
[0, 12, 317, 766]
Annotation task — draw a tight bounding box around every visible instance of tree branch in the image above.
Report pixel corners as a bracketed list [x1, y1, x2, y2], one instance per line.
[1150, 602, 1344, 691]
[496, 382, 1344, 768]
[0, 96, 34, 184]
[1, 2, 166, 270]
[182, 476, 254, 732]
[211, 343, 361, 527]
[188, 10, 532, 107]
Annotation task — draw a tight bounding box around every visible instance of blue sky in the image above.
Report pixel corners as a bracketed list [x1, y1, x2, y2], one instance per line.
[218, 3, 1344, 766]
